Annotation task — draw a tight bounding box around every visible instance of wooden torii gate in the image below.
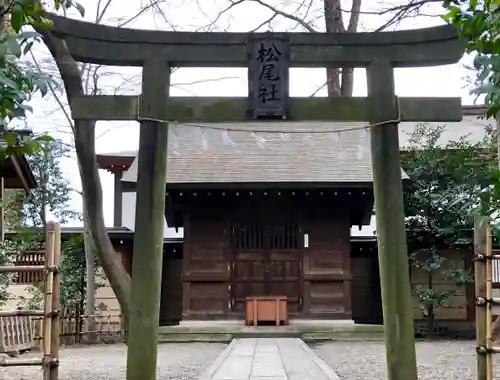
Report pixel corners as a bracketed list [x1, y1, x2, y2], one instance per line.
[48, 15, 465, 380]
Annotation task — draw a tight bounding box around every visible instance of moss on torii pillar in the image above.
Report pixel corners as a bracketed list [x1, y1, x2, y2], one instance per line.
[367, 60, 418, 380]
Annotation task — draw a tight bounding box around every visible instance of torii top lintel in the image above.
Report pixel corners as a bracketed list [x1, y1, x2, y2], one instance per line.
[49, 15, 465, 68]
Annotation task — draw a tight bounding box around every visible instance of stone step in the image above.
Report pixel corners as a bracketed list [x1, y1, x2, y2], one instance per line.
[198, 337, 341, 380]
[158, 321, 384, 343]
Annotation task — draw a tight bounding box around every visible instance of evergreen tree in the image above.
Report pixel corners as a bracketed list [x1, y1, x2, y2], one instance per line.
[402, 123, 494, 335]
[14, 140, 87, 311]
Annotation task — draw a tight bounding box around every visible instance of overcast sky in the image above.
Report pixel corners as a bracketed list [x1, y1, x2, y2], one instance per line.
[20, 0, 486, 230]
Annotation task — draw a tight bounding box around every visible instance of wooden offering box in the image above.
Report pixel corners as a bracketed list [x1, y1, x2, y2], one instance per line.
[245, 296, 288, 326]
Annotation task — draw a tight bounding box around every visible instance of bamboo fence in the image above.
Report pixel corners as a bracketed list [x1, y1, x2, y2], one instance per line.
[475, 220, 500, 380]
[0, 222, 61, 380]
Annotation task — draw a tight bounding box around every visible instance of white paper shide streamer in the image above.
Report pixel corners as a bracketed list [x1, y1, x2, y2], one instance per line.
[221, 130, 237, 146]
[250, 132, 266, 149]
[169, 122, 180, 156]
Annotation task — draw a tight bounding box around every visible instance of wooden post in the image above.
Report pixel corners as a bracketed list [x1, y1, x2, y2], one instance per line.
[486, 224, 493, 380]
[49, 222, 61, 380]
[83, 204, 97, 343]
[496, 112, 500, 169]
[475, 218, 488, 380]
[126, 61, 169, 380]
[42, 223, 55, 380]
[366, 60, 418, 380]
[0, 177, 4, 242]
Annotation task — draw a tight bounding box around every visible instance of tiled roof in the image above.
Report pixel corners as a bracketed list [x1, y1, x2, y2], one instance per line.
[120, 116, 493, 184]
[122, 121, 401, 184]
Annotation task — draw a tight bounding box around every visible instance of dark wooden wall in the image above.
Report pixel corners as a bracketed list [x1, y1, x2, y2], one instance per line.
[302, 213, 352, 319]
[160, 245, 183, 325]
[117, 240, 184, 326]
[117, 226, 476, 331]
[181, 196, 354, 320]
[182, 211, 229, 320]
[117, 242, 133, 275]
[350, 242, 383, 324]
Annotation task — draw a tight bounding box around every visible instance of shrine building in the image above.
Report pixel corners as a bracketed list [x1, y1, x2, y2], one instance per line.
[95, 110, 486, 327]
[45, 12, 482, 333]
[99, 122, 375, 323]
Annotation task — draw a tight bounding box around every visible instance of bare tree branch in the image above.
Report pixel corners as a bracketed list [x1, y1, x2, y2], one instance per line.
[118, 0, 166, 28]
[172, 76, 240, 86]
[347, 0, 362, 32]
[373, 0, 443, 31]
[249, 0, 317, 32]
[96, 0, 113, 23]
[339, 0, 442, 17]
[250, 12, 278, 32]
[223, 0, 440, 96]
[39, 26, 133, 325]
[340, 0, 362, 96]
[29, 51, 73, 129]
[208, 0, 245, 30]
[309, 70, 340, 97]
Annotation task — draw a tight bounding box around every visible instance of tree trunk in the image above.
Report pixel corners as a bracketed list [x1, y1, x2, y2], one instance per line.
[323, 0, 361, 97]
[426, 271, 434, 337]
[427, 305, 435, 337]
[323, 0, 342, 97]
[40, 150, 48, 237]
[78, 270, 85, 344]
[39, 30, 131, 326]
[83, 203, 97, 343]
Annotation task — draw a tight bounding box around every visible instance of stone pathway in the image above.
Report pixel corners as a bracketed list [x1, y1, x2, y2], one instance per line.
[198, 338, 340, 380]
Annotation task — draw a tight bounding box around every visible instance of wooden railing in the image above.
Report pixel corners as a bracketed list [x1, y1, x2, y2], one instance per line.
[0, 314, 34, 353]
[494, 257, 500, 287]
[32, 312, 123, 346]
[0, 311, 122, 351]
[13, 250, 45, 284]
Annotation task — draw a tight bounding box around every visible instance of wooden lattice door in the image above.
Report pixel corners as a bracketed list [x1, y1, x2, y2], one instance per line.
[267, 222, 302, 313]
[230, 221, 303, 314]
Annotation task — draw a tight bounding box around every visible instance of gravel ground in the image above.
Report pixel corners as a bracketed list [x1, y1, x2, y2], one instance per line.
[1, 343, 226, 380]
[312, 340, 498, 380]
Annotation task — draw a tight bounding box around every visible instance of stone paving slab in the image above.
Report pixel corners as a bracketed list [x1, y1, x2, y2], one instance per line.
[198, 338, 341, 380]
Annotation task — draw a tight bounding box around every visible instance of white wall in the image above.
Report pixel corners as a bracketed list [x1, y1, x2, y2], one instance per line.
[121, 192, 183, 238]
[351, 215, 376, 237]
